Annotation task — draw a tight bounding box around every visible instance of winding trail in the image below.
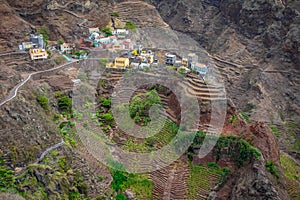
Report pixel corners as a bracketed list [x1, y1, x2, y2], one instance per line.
[35, 139, 65, 164]
[0, 59, 78, 107]
[15, 139, 65, 176]
[0, 51, 27, 57]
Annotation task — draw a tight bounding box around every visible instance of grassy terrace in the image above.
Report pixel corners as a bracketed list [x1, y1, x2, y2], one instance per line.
[280, 152, 300, 199]
[187, 163, 229, 200]
[108, 159, 153, 200]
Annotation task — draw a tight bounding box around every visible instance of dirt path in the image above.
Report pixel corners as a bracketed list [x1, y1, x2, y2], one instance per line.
[0, 59, 77, 107]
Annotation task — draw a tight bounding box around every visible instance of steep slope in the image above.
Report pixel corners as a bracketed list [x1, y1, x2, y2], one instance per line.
[143, 0, 300, 160]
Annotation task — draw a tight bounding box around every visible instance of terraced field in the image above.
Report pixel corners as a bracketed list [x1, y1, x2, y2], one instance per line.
[150, 160, 190, 200]
[187, 164, 223, 200]
[280, 152, 300, 199]
[112, 1, 169, 28]
[96, 68, 229, 199]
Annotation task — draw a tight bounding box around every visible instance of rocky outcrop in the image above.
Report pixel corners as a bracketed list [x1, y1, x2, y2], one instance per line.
[249, 122, 280, 162]
[216, 121, 289, 200]
[230, 159, 283, 200]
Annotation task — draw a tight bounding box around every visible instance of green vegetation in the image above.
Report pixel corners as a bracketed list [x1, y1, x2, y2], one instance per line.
[57, 39, 64, 45]
[46, 50, 51, 57]
[280, 153, 299, 181]
[116, 193, 127, 200]
[239, 112, 250, 121]
[129, 89, 161, 124]
[59, 120, 77, 147]
[123, 139, 149, 152]
[181, 132, 261, 167]
[108, 159, 153, 200]
[55, 92, 72, 112]
[216, 135, 261, 167]
[99, 113, 114, 126]
[110, 12, 119, 17]
[102, 27, 113, 36]
[98, 176, 104, 182]
[36, 94, 49, 111]
[99, 58, 109, 68]
[126, 21, 136, 31]
[164, 65, 177, 70]
[99, 97, 111, 108]
[230, 115, 238, 125]
[178, 67, 187, 75]
[265, 161, 280, 178]
[269, 125, 280, 137]
[280, 153, 300, 200]
[37, 25, 50, 46]
[0, 158, 15, 192]
[146, 120, 178, 148]
[73, 50, 88, 57]
[187, 162, 229, 200]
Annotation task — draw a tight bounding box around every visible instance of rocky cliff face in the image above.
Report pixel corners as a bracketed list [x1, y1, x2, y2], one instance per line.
[144, 0, 300, 158]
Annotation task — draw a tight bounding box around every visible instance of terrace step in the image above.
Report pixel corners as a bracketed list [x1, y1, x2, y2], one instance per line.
[151, 160, 190, 200]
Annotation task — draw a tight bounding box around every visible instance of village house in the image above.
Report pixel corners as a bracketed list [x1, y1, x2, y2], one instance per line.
[106, 57, 129, 70]
[93, 36, 117, 47]
[60, 43, 75, 54]
[114, 57, 129, 69]
[112, 29, 129, 38]
[187, 53, 199, 67]
[21, 42, 36, 50]
[191, 62, 209, 75]
[182, 58, 188, 67]
[30, 34, 44, 49]
[88, 27, 100, 35]
[29, 49, 48, 60]
[19, 34, 44, 51]
[165, 53, 176, 65]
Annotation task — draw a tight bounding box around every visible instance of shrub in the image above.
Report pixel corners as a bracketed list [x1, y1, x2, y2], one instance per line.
[102, 27, 113, 36]
[110, 12, 119, 17]
[116, 194, 128, 200]
[0, 159, 15, 191]
[57, 39, 64, 45]
[126, 21, 136, 30]
[36, 94, 49, 111]
[239, 112, 250, 121]
[129, 89, 161, 122]
[57, 95, 72, 112]
[99, 113, 114, 125]
[99, 97, 111, 108]
[269, 125, 280, 136]
[236, 139, 261, 167]
[206, 162, 220, 170]
[37, 25, 50, 46]
[46, 50, 51, 57]
[266, 161, 280, 178]
[98, 176, 104, 182]
[230, 115, 238, 124]
[186, 133, 261, 167]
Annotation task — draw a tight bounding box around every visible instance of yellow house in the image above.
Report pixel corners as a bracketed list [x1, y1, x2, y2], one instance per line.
[182, 58, 188, 67]
[114, 57, 129, 69]
[29, 49, 48, 60]
[106, 57, 129, 69]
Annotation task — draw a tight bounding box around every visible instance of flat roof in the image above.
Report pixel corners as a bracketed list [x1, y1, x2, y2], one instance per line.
[115, 57, 129, 61]
[193, 63, 207, 68]
[62, 43, 75, 47]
